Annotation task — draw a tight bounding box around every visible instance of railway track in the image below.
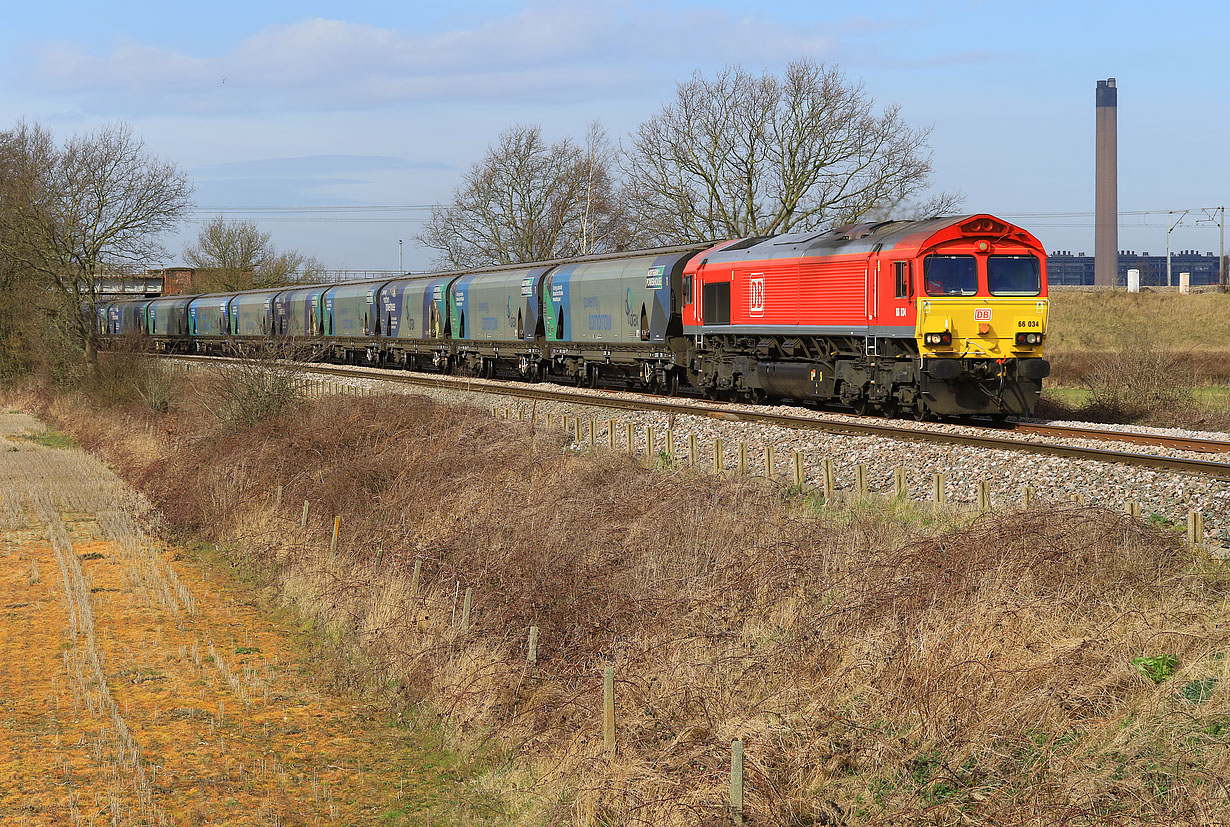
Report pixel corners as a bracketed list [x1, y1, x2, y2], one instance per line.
[1006, 421, 1230, 455]
[165, 354, 1230, 481]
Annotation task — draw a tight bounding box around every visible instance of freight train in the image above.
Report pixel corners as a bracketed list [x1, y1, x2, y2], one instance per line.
[99, 214, 1051, 418]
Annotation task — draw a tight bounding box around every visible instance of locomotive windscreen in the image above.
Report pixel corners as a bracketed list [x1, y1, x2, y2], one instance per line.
[988, 256, 1042, 296]
[924, 255, 978, 297]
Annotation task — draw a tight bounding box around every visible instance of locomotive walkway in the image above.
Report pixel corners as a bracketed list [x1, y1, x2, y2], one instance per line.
[166, 354, 1230, 481]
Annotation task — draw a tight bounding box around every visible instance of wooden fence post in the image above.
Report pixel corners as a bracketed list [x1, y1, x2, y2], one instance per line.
[301, 499, 310, 529]
[764, 445, 775, 478]
[603, 665, 615, 758]
[713, 438, 723, 474]
[646, 426, 656, 463]
[609, 418, 617, 449]
[689, 434, 698, 467]
[855, 464, 868, 497]
[274, 484, 283, 510]
[330, 516, 340, 553]
[977, 480, 991, 512]
[1125, 501, 1140, 517]
[730, 738, 744, 824]
[893, 468, 907, 500]
[1187, 512, 1205, 546]
[410, 559, 422, 596]
[932, 473, 945, 505]
[792, 452, 804, 487]
[1021, 485, 1034, 508]
[589, 419, 596, 447]
[737, 443, 748, 476]
[527, 625, 539, 665]
[625, 422, 635, 454]
[821, 458, 834, 501]
[573, 417, 581, 444]
[666, 429, 675, 461]
[460, 587, 473, 633]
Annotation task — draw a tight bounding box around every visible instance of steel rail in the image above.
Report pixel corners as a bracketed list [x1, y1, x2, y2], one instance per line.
[162, 354, 1230, 481]
[1007, 421, 1230, 454]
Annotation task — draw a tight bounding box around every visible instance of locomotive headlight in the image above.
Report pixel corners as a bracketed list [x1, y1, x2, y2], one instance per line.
[1015, 332, 1043, 346]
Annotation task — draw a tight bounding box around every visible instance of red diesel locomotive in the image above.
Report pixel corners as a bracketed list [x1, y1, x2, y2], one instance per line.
[680, 214, 1050, 417]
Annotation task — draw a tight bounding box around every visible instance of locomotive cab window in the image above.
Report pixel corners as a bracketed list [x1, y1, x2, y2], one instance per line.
[924, 255, 977, 297]
[894, 261, 912, 299]
[988, 255, 1041, 296]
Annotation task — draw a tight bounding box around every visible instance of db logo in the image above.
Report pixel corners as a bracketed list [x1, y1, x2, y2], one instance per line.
[974, 308, 992, 322]
[749, 275, 765, 317]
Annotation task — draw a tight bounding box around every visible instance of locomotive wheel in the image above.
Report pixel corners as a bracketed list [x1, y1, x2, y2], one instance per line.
[881, 399, 899, 419]
[663, 371, 679, 397]
[587, 366, 600, 389]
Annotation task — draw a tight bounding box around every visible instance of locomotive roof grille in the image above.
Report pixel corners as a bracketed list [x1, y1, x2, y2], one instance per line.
[702, 215, 1018, 262]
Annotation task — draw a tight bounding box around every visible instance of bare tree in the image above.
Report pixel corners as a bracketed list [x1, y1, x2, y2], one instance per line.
[621, 59, 941, 243]
[184, 216, 327, 292]
[0, 122, 191, 367]
[860, 189, 966, 223]
[417, 123, 632, 268]
[259, 249, 328, 287]
[0, 123, 55, 377]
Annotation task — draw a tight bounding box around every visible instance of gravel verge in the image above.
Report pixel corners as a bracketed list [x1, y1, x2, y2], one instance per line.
[298, 366, 1230, 550]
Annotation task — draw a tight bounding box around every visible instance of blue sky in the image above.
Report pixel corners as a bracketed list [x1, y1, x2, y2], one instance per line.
[3, 0, 1226, 271]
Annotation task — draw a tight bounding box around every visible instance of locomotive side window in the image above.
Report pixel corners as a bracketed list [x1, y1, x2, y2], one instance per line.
[924, 255, 977, 297]
[894, 261, 912, 298]
[988, 256, 1041, 296]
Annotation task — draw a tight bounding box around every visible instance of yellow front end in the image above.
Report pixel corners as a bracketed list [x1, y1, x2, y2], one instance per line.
[916, 298, 1049, 359]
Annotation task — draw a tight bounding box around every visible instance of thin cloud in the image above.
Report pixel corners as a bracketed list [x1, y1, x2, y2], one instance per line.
[22, 6, 849, 115]
[194, 155, 455, 178]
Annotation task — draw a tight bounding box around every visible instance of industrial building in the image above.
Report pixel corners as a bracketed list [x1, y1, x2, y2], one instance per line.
[1047, 250, 1225, 287]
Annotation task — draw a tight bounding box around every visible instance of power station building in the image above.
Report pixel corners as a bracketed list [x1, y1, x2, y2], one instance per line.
[1047, 250, 1225, 286]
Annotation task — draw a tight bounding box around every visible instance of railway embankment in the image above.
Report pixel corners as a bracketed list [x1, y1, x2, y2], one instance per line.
[12, 372, 1230, 825]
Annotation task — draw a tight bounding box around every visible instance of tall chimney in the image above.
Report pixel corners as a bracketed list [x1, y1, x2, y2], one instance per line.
[1095, 78, 1118, 286]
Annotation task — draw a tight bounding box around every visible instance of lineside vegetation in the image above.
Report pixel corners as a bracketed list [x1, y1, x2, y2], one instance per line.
[15, 361, 1230, 825]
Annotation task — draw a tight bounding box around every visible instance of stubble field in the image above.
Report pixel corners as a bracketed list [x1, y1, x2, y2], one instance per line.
[0, 412, 481, 825]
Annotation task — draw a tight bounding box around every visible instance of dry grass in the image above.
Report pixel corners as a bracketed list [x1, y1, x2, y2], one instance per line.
[88, 336, 180, 413]
[1046, 291, 1230, 359]
[1041, 292, 1230, 428]
[20, 370, 1230, 826]
[196, 341, 313, 429]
